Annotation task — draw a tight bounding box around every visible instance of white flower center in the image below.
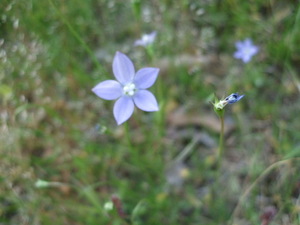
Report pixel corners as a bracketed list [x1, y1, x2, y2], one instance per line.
[244, 47, 254, 56]
[123, 83, 137, 96]
[142, 35, 150, 43]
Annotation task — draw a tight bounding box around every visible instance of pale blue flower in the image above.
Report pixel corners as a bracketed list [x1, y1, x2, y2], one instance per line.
[134, 31, 157, 47]
[234, 38, 259, 63]
[92, 51, 159, 125]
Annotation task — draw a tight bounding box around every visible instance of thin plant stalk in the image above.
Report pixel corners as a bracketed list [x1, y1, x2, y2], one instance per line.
[124, 122, 139, 162]
[156, 75, 165, 137]
[147, 47, 165, 137]
[213, 93, 244, 170]
[124, 122, 134, 150]
[217, 115, 225, 169]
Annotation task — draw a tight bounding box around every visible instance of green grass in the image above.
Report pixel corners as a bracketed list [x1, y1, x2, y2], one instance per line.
[1, 0, 300, 224]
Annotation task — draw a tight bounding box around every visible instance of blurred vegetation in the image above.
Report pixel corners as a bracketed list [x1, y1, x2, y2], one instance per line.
[1, 0, 300, 224]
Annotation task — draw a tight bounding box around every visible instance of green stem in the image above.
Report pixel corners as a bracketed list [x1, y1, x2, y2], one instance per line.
[124, 122, 133, 150]
[156, 75, 165, 137]
[217, 115, 225, 169]
[124, 122, 139, 163]
[147, 46, 165, 137]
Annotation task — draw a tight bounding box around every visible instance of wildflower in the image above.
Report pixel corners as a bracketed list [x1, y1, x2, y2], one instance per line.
[214, 93, 244, 111]
[134, 31, 157, 47]
[92, 51, 159, 125]
[234, 38, 259, 63]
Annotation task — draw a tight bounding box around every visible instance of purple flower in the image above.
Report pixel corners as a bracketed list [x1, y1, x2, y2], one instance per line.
[134, 31, 157, 47]
[92, 51, 159, 125]
[234, 38, 259, 63]
[225, 93, 244, 104]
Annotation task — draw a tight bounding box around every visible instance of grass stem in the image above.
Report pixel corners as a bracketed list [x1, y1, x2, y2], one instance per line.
[217, 115, 225, 170]
[228, 158, 300, 224]
[48, 0, 106, 75]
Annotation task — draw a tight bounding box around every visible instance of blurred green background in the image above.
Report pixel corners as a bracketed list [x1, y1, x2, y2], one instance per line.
[1, 0, 300, 224]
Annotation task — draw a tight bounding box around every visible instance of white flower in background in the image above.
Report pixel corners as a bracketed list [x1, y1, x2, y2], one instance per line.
[134, 31, 157, 47]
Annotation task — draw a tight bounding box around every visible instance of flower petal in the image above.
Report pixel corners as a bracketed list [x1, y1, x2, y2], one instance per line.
[134, 68, 159, 89]
[112, 52, 135, 85]
[92, 80, 122, 100]
[242, 55, 251, 63]
[133, 90, 159, 112]
[233, 51, 243, 59]
[244, 38, 252, 47]
[251, 46, 259, 55]
[225, 93, 244, 104]
[113, 96, 134, 125]
[134, 40, 145, 47]
[235, 41, 243, 49]
[148, 31, 157, 42]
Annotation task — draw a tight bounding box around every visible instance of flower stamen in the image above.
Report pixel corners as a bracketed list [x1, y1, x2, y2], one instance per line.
[123, 83, 136, 96]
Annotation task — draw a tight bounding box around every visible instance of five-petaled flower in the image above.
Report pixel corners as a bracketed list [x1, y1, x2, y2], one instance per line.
[92, 51, 159, 125]
[234, 38, 259, 63]
[134, 31, 157, 47]
[214, 93, 244, 110]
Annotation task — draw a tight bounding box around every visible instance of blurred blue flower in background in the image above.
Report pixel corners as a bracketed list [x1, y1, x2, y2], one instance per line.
[234, 38, 259, 63]
[92, 51, 159, 125]
[134, 31, 157, 47]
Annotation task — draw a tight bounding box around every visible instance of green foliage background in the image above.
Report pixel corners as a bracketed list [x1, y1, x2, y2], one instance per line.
[1, 0, 300, 224]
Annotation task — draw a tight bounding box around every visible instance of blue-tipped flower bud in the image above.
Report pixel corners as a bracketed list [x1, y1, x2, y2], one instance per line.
[224, 93, 244, 104]
[213, 93, 244, 116]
